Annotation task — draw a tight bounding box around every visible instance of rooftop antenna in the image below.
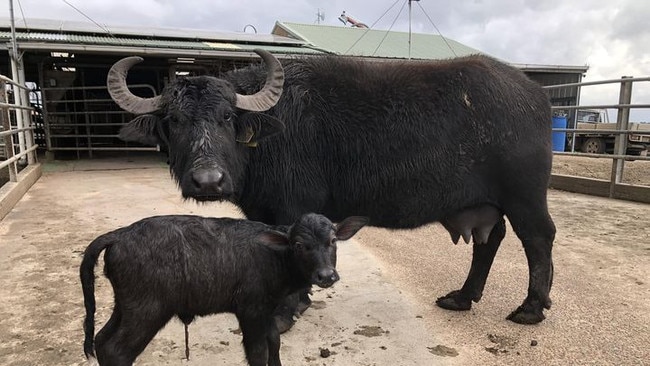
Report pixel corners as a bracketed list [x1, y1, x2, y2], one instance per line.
[408, 0, 420, 59]
[315, 8, 325, 24]
[338, 11, 369, 28]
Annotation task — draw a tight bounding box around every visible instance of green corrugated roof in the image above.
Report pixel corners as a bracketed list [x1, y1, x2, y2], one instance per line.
[0, 30, 323, 55]
[0, 30, 322, 54]
[273, 22, 484, 60]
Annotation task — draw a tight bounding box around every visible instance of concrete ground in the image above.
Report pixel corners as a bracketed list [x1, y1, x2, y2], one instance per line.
[0, 155, 648, 365]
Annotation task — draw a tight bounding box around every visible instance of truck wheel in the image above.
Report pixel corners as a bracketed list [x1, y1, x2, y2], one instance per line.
[581, 137, 606, 154]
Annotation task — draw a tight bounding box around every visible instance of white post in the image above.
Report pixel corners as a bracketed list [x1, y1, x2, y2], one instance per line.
[18, 66, 36, 164]
[9, 0, 27, 164]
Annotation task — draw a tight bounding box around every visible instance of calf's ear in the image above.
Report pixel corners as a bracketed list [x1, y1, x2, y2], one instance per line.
[257, 230, 290, 250]
[236, 112, 285, 145]
[335, 216, 370, 241]
[118, 114, 164, 146]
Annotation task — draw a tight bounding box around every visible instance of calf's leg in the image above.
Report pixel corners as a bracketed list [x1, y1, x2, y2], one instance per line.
[436, 217, 506, 310]
[94, 307, 122, 358]
[96, 305, 172, 366]
[238, 313, 272, 366]
[266, 320, 282, 366]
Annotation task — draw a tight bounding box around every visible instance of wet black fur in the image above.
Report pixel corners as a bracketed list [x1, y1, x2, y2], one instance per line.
[118, 54, 556, 324]
[80, 213, 368, 365]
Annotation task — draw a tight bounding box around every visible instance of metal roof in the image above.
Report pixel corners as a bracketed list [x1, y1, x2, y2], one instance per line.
[512, 63, 589, 74]
[0, 31, 322, 56]
[272, 21, 483, 60]
[272, 22, 589, 73]
[1, 17, 303, 45]
[0, 17, 322, 58]
[0, 17, 589, 73]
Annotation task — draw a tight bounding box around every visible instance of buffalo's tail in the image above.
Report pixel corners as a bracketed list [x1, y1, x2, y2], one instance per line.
[80, 233, 113, 359]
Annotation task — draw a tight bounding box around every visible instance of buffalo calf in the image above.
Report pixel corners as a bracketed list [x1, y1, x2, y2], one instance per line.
[80, 213, 368, 366]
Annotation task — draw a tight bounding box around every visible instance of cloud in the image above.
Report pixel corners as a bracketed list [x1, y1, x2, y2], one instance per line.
[3, 0, 649, 121]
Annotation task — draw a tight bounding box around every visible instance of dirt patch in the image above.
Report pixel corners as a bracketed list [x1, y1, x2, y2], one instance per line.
[0, 168, 458, 366]
[484, 334, 518, 355]
[552, 154, 650, 186]
[428, 345, 459, 357]
[353, 325, 388, 337]
[0, 158, 648, 366]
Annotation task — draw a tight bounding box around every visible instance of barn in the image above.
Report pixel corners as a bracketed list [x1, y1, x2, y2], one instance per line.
[0, 18, 588, 159]
[0, 17, 588, 218]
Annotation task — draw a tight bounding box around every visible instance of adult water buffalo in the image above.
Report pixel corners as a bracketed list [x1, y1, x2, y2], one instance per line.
[107, 50, 555, 326]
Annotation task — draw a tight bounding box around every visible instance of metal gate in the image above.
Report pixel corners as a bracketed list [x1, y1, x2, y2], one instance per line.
[545, 76, 650, 203]
[41, 84, 159, 158]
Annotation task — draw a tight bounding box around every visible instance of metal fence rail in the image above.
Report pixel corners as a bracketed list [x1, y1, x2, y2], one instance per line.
[0, 70, 42, 222]
[544, 76, 650, 202]
[42, 84, 159, 158]
[1, 74, 37, 182]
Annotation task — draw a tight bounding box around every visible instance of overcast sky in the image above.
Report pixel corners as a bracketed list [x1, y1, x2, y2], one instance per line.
[3, 0, 649, 121]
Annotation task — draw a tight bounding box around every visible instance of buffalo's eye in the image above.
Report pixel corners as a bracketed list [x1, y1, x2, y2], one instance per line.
[224, 111, 233, 122]
[330, 238, 338, 246]
[295, 242, 313, 251]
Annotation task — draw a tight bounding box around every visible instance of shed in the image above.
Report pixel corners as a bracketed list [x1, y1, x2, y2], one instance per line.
[272, 21, 589, 124]
[0, 18, 588, 159]
[0, 18, 323, 158]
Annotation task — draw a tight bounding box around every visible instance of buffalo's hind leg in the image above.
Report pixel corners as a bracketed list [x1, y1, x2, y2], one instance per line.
[436, 217, 506, 311]
[505, 205, 555, 324]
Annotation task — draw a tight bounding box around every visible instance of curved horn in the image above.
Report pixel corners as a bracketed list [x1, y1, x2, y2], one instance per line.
[107, 56, 162, 114]
[235, 49, 285, 112]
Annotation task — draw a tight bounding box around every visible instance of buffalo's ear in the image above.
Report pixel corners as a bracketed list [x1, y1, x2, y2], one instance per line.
[236, 112, 285, 145]
[118, 114, 162, 146]
[257, 230, 290, 250]
[335, 216, 370, 241]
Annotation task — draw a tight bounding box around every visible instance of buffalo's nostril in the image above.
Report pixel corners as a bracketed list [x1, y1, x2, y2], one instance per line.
[191, 169, 224, 193]
[316, 268, 339, 286]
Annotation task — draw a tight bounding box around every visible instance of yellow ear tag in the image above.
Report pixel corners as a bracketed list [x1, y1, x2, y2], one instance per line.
[237, 126, 257, 147]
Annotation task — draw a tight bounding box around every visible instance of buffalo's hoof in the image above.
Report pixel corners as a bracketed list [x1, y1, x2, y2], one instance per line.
[296, 296, 312, 315]
[435, 290, 473, 311]
[274, 314, 296, 334]
[506, 304, 546, 324]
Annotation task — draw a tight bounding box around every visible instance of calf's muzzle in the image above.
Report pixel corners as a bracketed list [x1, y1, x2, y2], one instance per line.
[314, 268, 340, 288]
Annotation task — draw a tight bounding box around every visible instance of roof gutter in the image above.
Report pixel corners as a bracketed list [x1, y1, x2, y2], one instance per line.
[1, 42, 321, 58]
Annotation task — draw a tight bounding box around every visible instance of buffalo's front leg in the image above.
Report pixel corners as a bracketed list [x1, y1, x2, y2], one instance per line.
[436, 217, 506, 310]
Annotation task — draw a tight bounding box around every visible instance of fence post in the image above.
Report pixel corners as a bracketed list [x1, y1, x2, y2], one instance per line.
[18, 67, 36, 165]
[9, 56, 27, 165]
[609, 76, 633, 197]
[1, 80, 18, 182]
